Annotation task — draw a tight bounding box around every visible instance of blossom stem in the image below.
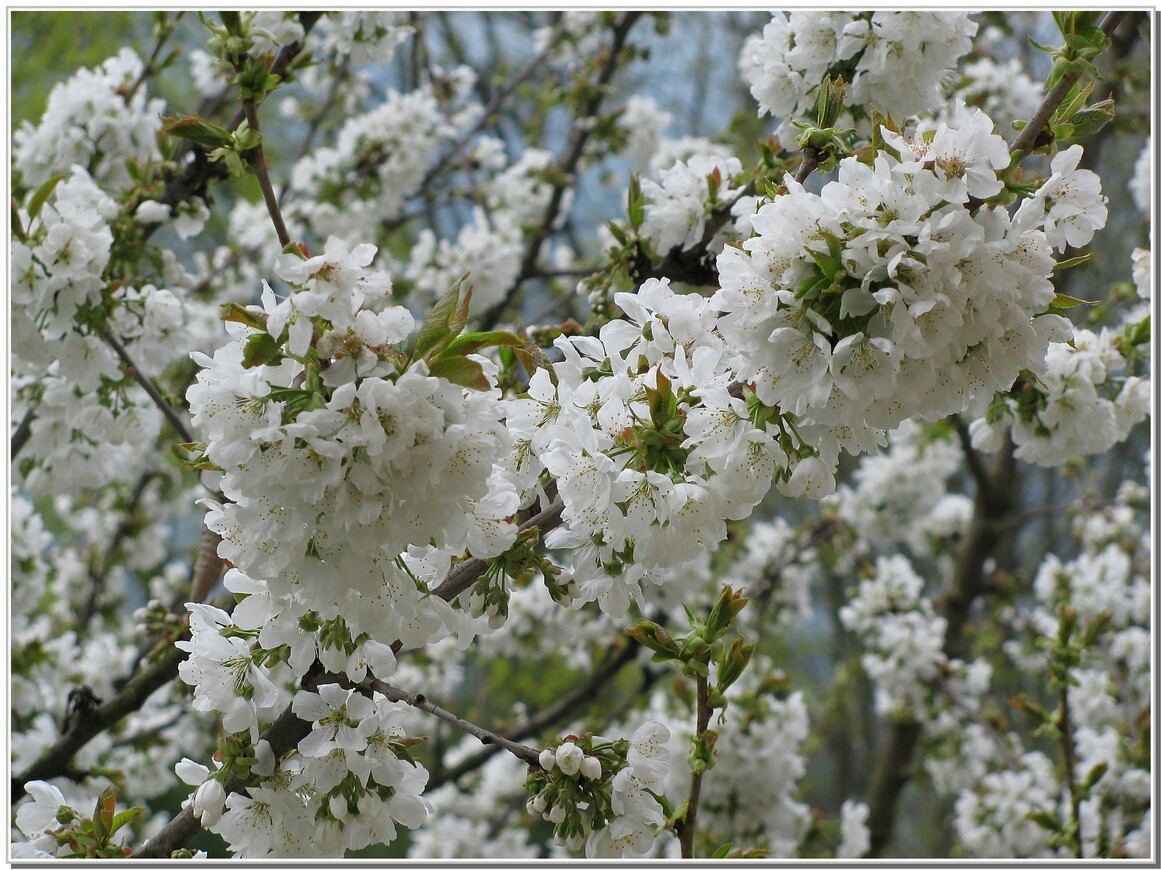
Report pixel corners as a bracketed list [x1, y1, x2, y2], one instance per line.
[678, 672, 713, 858]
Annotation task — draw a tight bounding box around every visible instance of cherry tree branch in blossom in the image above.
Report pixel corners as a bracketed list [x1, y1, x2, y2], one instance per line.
[428, 498, 565, 605]
[1007, 11, 1132, 158]
[133, 665, 325, 859]
[98, 328, 195, 445]
[156, 12, 323, 220]
[428, 638, 641, 789]
[481, 11, 646, 328]
[12, 643, 186, 805]
[864, 439, 1019, 856]
[358, 677, 542, 767]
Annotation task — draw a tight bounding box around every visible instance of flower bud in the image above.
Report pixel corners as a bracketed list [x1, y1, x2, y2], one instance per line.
[192, 778, 226, 827]
[548, 803, 567, 824]
[580, 755, 602, 779]
[539, 748, 556, 771]
[528, 792, 548, 814]
[555, 742, 585, 776]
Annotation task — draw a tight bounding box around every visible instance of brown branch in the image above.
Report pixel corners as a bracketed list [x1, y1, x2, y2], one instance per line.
[429, 498, 565, 603]
[156, 12, 324, 220]
[427, 639, 641, 789]
[98, 328, 194, 444]
[1008, 12, 1132, 158]
[240, 96, 291, 249]
[12, 644, 185, 805]
[677, 673, 713, 858]
[864, 439, 1018, 856]
[11, 406, 36, 462]
[480, 12, 646, 328]
[361, 678, 542, 766]
[133, 664, 324, 859]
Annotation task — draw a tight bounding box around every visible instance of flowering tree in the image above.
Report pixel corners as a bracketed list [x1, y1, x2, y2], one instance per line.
[9, 10, 1152, 860]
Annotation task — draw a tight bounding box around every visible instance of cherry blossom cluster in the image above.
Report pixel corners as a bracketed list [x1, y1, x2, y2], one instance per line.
[945, 479, 1150, 857]
[831, 421, 971, 558]
[286, 74, 464, 239]
[638, 152, 754, 256]
[13, 48, 164, 191]
[840, 555, 991, 721]
[971, 241, 1149, 467]
[175, 684, 431, 857]
[507, 277, 787, 616]
[740, 12, 977, 134]
[711, 106, 1091, 488]
[186, 239, 510, 682]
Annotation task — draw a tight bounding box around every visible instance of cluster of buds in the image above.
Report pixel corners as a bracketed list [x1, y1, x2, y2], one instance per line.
[525, 734, 627, 849]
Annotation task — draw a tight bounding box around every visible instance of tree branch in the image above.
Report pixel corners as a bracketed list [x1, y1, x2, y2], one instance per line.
[480, 12, 646, 328]
[12, 643, 185, 805]
[98, 328, 194, 445]
[429, 498, 565, 603]
[427, 639, 641, 789]
[359, 678, 542, 766]
[864, 438, 1018, 856]
[1007, 12, 1132, 158]
[11, 406, 36, 462]
[677, 673, 713, 858]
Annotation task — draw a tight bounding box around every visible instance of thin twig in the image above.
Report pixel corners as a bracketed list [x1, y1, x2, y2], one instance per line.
[124, 12, 186, 103]
[1007, 12, 1131, 159]
[427, 639, 641, 789]
[360, 678, 542, 766]
[239, 97, 291, 249]
[98, 328, 194, 444]
[678, 673, 713, 858]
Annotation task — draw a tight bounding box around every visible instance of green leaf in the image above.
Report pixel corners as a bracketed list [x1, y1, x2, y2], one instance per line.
[606, 219, 629, 246]
[712, 842, 734, 859]
[241, 331, 281, 368]
[26, 172, 68, 221]
[1052, 81, 1094, 124]
[627, 174, 645, 227]
[1029, 809, 1064, 833]
[1068, 99, 1115, 138]
[109, 806, 145, 836]
[412, 274, 472, 362]
[1051, 255, 1094, 273]
[1049, 291, 1097, 309]
[428, 355, 490, 391]
[162, 113, 233, 149]
[442, 330, 526, 358]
